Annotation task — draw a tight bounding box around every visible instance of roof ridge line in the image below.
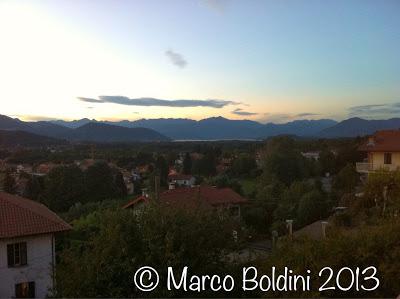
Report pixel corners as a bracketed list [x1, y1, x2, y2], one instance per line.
[1, 194, 71, 229]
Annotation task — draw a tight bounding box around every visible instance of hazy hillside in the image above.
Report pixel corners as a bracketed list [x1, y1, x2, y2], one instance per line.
[0, 115, 32, 131]
[27, 121, 73, 138]
[9, 113, 400, 140]
[319, 117, 400, 137]
[66, 123, 170, 142]
[0, 114, 169, 142]
[261, 119, 337, 138]
[0, 130, 67, 147]
[51, 118, 94, 129]
[52, 116, 338, 140]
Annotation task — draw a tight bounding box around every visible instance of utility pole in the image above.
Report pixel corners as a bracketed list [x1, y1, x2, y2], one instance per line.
[154, 175, 160, 201]
[286, 219, 293, 241]
[321, 221, 329, 239]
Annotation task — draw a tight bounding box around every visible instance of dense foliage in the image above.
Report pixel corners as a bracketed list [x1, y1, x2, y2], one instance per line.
[57, 204, 239, 297]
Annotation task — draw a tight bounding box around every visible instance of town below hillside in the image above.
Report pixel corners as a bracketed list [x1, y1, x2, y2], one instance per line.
[1, 130, 400, 297]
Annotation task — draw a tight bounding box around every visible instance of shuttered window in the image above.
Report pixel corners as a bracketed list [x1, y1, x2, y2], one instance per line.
[7, 242, 27, 267]
[384, 153, 392, 165]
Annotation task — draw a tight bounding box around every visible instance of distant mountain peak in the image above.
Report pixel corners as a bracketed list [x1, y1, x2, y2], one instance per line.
[9, 113, 400, 141]
[320, 118, 400, 137]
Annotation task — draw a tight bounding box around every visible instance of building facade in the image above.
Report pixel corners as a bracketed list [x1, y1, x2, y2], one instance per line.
[356, 130, 400, 174]
[0, 192, 71, 298]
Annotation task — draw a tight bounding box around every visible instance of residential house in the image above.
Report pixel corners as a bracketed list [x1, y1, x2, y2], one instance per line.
[16, 164, 33, 175]
[0, 192, 71, 298]
[255, 150, 263, 167]
[168, 174, 196, 188]
[356, 130, 400, 174]
[34, 163, 56, 176]
[75, 159, 95, 171]
[123, 185, 247, 218]
[301, 151, 320, 161]
[122, 193, 150, 215]
[131, 170, 141, 182]
[291, 220, 330, 240]
[118, 169, 134, 195]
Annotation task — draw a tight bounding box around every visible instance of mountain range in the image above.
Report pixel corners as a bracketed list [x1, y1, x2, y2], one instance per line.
[0, 130, 68, 147]
[0, 115, 169, 143]
[319, 117, 400, 137]
[1, 114, 400, 143]
[51, 117, 338, 140]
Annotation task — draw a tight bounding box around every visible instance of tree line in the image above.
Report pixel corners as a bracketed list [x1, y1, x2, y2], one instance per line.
[22, 161, 127, 212]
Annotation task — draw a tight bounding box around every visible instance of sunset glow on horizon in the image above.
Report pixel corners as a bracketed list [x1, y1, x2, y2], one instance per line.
[1, 0, 399, 123]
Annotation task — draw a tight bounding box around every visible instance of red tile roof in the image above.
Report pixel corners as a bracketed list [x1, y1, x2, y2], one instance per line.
[122, 195, 149, 209]
[358, 130, 400, 152]
[123, 186, 247, 209]
[168, 174, 194, 181]
[0, 192, 71, 239]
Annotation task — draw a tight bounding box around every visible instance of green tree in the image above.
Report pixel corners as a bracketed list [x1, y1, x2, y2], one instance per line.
[319, 149, 336, 175]
[23, 175, 44, 200]
[3, 170, 16, 194]
[192, 152, 217, 177]
[248, 174, 285, 233]
[273, 180, 313, 225]
[154, 156, 169, 186]
[84, 161, 115, 202]
[229, 154, 257, 177]
[57, 204, 235, 297]
[113, 171, 127, 197]
[333, 163, 359, 193]
[259, 220, 400, 297]
[296, 190, 327, 227]
[362, 169, 400, 216]
[41, 165, 85, 212]
[261, 137, 308, 186]
[209, 174, 242, 194]
[182, 152, 192, 174]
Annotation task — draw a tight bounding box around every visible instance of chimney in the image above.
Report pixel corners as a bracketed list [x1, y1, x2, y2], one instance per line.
[286, 219, 293, 240]
[321, 221, 329, 238]
[367, 137, 375, 146]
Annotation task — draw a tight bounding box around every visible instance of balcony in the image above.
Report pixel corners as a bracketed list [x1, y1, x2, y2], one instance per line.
[356, 162, 400, 173]
[382, 164, 400, 171]
[356, 162, 373, 173]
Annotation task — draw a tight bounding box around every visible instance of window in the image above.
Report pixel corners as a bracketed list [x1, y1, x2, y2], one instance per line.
[7, 242, 27, 267]
[15, 282, 35, 298]
[384, 153, 392, 165]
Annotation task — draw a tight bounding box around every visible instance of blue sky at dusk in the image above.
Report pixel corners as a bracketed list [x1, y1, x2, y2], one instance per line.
[0, 0, 399, 123]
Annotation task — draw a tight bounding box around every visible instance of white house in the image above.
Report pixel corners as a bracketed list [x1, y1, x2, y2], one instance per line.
[0, 192, 71, 298]
[301, 151, 320, 161]
[167, 174, 196, 188]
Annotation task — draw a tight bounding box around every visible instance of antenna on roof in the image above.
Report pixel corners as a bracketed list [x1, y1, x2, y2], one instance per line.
[367, 137, 375, 146]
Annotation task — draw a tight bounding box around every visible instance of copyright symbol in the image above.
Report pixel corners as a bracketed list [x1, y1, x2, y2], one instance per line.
[134, 266, 159, 292]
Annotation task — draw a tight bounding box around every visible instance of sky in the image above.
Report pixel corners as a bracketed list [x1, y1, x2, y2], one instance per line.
[0, 0, 399, 123]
